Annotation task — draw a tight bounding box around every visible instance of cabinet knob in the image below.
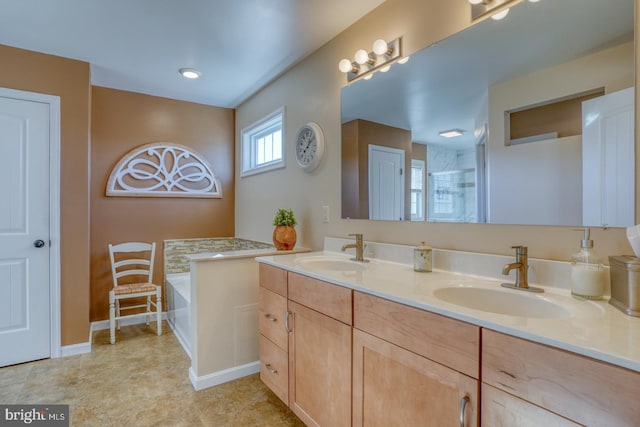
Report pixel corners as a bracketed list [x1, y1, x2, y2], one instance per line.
[265, 363, 278, 374]
[264, 314, 277, 322]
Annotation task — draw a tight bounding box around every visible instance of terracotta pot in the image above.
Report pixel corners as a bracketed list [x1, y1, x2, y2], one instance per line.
[273, 226, 297, 250]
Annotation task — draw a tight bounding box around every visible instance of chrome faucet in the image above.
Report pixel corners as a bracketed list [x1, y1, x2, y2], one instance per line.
[501, 246, 543, 293]
[341, 233, 368, 262]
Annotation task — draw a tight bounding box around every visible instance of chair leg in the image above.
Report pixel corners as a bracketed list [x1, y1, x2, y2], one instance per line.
[109, 291, 116, 344]
[146, 296, 151, 325]
[156, 289, 162, 336]
[116, 299, 121, 330]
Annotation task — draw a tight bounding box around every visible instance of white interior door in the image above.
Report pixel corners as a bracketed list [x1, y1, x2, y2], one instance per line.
[0, 94, 51, 367]
[368, 144, 404, 220]
[582, 87, 635, 227]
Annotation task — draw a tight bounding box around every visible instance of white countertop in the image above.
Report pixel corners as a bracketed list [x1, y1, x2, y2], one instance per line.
[256, 250, 640, 373]
[186, 247, 310, 262]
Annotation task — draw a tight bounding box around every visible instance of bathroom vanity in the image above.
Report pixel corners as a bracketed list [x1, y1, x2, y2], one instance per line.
[256, 239, 640, 426]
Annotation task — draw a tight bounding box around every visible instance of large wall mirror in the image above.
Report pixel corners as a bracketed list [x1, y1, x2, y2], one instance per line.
[341, 0, 635, 227]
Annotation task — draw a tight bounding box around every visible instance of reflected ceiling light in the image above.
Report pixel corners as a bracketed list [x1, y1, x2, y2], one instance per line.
[338, 37, 402, 83]
[380, 65, 391, 73]
[398, 56, 410, 64]
[439, 129, 465, 138]
[179, 68, 201, 79]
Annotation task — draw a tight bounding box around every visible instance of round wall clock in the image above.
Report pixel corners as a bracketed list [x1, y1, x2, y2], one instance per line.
[295, 122, 325, 172]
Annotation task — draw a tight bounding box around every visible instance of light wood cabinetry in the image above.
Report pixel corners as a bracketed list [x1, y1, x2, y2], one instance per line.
[258, 265, 353, 427]
[353, 291, 480, 427]
[482, 329, 640, 427]
[258, 264, 289, 404]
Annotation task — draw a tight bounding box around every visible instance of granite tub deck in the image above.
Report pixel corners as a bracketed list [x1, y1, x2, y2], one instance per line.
[164, 237, 309, 391]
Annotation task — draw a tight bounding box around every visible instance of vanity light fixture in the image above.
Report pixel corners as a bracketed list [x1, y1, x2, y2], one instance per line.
[439, 129, 465, 138]
[470, 0, 539, 21]
[338, 37, 402, 82]
[179, 68, 201, 79]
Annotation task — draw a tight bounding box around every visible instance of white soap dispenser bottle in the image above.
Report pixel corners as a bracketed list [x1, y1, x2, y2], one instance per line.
[570, 228, 606, 300]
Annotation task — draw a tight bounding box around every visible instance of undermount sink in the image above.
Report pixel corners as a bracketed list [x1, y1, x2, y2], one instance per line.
[433, 286, 571, 319]
[295, 255, 368, 272]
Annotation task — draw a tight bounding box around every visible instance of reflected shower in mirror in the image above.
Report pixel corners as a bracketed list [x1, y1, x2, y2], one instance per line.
[341, 0, 635, 226]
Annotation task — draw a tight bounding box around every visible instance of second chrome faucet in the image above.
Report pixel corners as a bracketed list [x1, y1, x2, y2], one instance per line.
[501, 245, 543, 293]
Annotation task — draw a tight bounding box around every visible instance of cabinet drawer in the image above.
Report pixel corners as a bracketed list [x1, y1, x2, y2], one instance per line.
[482, 384, 579, 427]
[259, 287, 288, 350]
[259, 263, 287, 297]
[288, 272, 352, 325]
[354, 291, 479, 378]
[483, 329, 640, 426]
[259, 335, 288, 404]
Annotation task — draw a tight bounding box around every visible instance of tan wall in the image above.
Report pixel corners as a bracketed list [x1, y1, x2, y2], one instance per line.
[0, 44, 91, 346]
[90, 87, 235, 321]
[235, 0, 635, 262]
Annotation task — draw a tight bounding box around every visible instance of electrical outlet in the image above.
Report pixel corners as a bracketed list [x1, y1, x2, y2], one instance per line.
[322, 205, 330, 223]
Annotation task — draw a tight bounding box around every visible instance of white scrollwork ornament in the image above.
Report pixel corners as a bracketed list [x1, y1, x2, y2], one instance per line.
[106, 142, 222, 198]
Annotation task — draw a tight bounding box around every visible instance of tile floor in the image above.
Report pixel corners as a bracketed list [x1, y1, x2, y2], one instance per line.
[0, 322, 304, 426]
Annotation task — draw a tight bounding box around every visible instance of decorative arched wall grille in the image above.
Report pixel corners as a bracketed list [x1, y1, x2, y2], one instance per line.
[106, 142, 222, 198]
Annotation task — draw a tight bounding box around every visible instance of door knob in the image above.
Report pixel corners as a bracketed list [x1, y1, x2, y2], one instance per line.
[34, 239, 46, 248]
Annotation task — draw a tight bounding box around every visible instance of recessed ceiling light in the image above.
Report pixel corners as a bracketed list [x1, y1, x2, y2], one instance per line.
[439, 129, 465, 138]
[179, 68, 201, 79]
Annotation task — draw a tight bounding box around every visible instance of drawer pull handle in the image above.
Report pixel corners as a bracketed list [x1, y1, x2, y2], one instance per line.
[264, 314, 277, 322]
[285, 310, 293, 333]
[265, 363, 278, 374]
[459, 395, 469, 427]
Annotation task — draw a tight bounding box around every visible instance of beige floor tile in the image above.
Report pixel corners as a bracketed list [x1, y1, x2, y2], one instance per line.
[0, 322, 302, 426]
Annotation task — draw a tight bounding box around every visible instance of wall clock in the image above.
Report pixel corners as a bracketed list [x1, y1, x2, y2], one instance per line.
[295, 122, 325, 172]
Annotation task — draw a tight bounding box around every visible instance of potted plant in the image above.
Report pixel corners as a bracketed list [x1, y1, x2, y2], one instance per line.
[272, 208, 297, 250]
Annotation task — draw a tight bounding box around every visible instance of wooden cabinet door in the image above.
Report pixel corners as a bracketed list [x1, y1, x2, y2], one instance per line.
[288, 300, 352, 427]
[353, 329, 478, 427]
[482, 384, 581, 427]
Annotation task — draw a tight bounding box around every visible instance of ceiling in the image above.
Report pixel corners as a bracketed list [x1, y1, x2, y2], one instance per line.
[0, 0, 385, 108]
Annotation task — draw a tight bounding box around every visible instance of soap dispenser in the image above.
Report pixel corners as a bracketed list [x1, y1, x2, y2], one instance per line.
[570, 228, 606, 300]
[414, 241, 432, 272]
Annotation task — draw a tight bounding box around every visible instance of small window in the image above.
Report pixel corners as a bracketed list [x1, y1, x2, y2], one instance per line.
[410, 159, 425, 221]
[241, 107, 285, 177]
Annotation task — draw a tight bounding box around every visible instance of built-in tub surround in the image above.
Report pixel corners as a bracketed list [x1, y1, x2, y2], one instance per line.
[164, 237, 274, 274]
[163, 237, 309, 391]
[257, 237, 640, 372]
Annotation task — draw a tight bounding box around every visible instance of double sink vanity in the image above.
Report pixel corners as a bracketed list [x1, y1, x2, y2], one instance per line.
[256, 238, 640, 426]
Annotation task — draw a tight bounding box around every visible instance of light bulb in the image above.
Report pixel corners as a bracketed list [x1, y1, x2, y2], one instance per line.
[372, 39, 389, 56]
[528, 0, 540, 2]
[179, 68, 201, 79]
[354, 49, 370, 65]
[380, 65, 391, 73]
[491, 8, 509, 20]
[338, 59, 354, 73]
[398, 56, 410, 65]
[363, 74, 373, 80]
[468, 0, 483, 4]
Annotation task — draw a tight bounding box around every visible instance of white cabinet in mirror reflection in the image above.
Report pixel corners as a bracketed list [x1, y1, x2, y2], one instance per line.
[582, 87, 634, 228]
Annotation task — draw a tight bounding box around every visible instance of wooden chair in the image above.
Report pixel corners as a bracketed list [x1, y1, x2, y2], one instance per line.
[108, 242, 162, 344]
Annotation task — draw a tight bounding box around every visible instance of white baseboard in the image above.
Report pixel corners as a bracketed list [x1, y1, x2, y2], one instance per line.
[60, 341, 91, 357]
[189, 361, 260, 391]
[91, 311, 168, 331]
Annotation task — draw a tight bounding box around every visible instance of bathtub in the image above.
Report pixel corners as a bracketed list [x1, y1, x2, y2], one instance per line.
[166, 272, 191, 358]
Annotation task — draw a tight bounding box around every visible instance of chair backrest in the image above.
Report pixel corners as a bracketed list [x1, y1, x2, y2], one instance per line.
[108, 242, 156, 288]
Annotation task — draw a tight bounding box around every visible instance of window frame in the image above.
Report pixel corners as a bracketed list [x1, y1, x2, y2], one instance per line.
[240, 106, 285, 177]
